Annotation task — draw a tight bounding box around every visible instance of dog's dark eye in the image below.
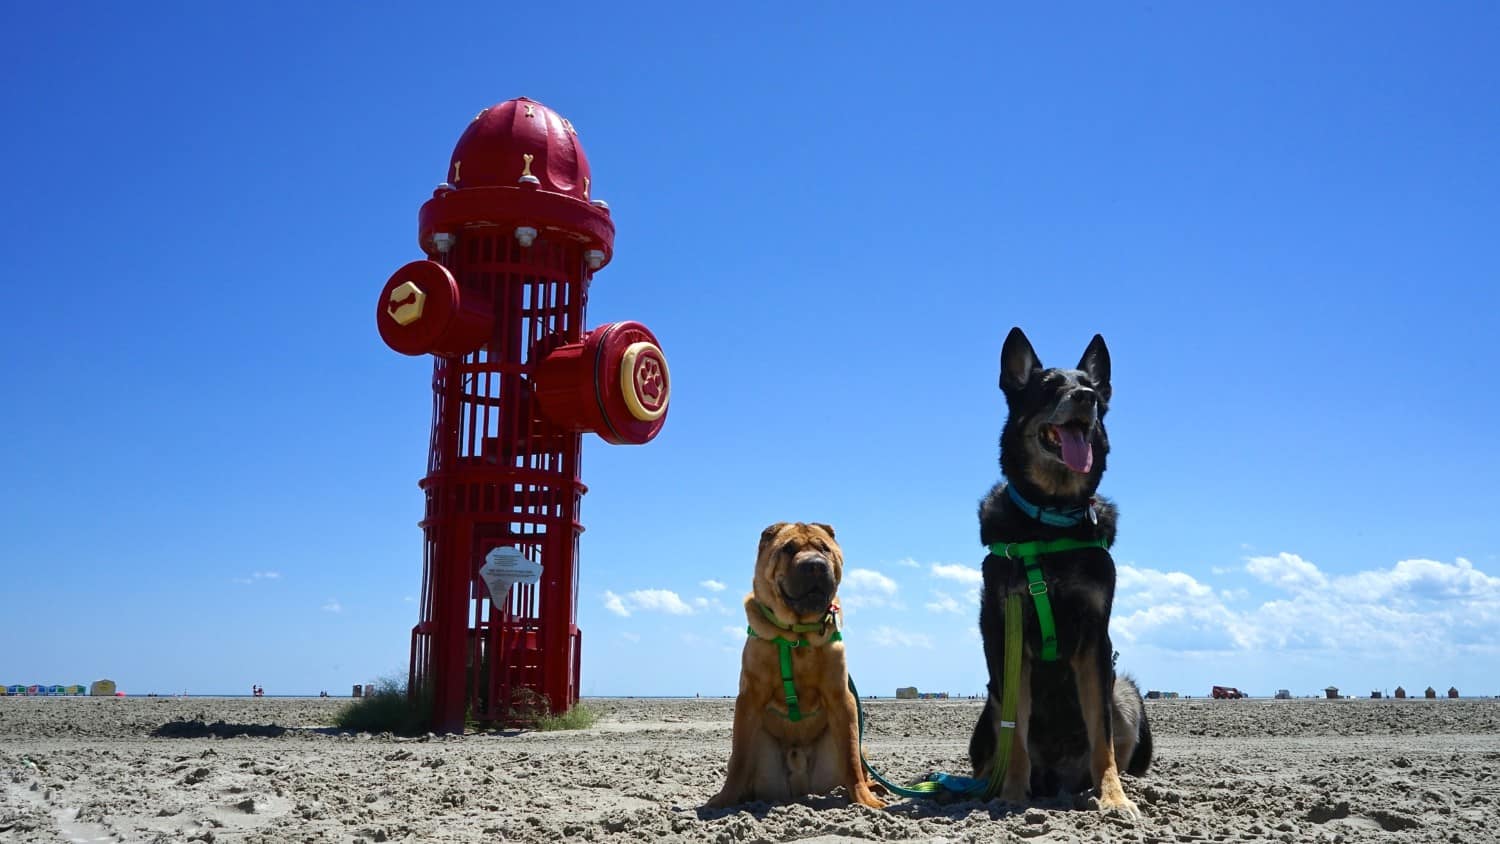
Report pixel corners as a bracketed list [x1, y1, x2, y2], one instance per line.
[781, 543, 798, 557]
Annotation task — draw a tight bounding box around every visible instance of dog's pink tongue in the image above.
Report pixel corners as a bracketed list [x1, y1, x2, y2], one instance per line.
[1057, 426, 1093, 473]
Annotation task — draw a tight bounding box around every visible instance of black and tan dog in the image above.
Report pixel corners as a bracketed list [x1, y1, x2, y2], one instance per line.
[707, 522, 887, 809]
[968, 327, 1152, 815]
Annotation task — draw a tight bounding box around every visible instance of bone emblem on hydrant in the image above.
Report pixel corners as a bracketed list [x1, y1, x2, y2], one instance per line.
[375, 97, 671, 732]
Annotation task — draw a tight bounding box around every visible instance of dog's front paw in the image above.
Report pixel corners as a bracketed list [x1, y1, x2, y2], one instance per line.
[1094, 792, 1141, 819]
[851, 786, 888, 810]
[704, 790, 736, 810]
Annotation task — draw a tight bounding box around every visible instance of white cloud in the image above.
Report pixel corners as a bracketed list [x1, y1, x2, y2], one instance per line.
[321, 599, 342, 613]
[603, 591, 630, 617]
[868, 626, 933, 649]
[233, 571, 281, 585]
[896, 558, 922, 569]
[630, 589, 696, 615]
[603, 588, 696, 617]
[930, 563, 982, 586]
[1246, 553, 1329, 592]
[1113, 565, 1253, 651]
[841, 568, 903, 611]
[844, 569, 897, 594]
[1112, 554, 1500, 659]
[924, 591, 966, 615]
[700, 579, 727, 592]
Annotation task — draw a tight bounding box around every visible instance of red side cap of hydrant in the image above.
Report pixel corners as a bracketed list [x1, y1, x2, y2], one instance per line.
[376, 260, 494, 357]
[533, 321, 670, 445]
[419, 98, 614, 267]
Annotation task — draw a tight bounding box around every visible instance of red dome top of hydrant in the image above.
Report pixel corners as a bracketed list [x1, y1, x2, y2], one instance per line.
[449, 98, 592, 199]
[418, 97, 614, 266]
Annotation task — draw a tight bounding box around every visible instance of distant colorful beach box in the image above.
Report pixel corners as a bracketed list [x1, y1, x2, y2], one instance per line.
[0, 684, 86, 695]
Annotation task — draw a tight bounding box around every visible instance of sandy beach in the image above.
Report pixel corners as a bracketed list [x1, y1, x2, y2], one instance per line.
[2, 695, 1497, 843]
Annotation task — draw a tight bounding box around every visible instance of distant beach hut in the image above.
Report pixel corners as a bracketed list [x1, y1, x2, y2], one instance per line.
[1324, 686, 1340, 699]
[27, 685, 40, 696]
[89, 679, 117, 697]
[1448, 686, 1459, 699]
[1275, 689, 1291, 700]
[1394, 686, 1406, 699]
[5, 685, 23, 696]
[352, 684, 363, 698]
[1370, 690, 1382, 699]
[896, 686, 918, 700]
[1425, 686, 1437, 699]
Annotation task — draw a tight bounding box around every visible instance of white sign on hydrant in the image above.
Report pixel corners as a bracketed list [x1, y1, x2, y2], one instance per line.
[479, 546, 543, 603]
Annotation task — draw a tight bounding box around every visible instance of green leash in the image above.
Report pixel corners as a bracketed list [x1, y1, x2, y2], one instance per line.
[746, 603, 841, 722]
[855, 536, 1110, 800]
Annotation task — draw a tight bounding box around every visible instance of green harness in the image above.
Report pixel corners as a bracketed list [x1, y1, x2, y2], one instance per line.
[988, 537, 1110, 663]
[746, 602, 842, 723]
[855, 536, 1109, 801]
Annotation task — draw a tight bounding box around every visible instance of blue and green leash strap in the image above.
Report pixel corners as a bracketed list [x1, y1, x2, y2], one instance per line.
[853, 589, 1024, 800]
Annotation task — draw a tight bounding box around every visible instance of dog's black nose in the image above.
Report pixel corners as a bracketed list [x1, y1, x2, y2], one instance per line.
[794, 556, 832, 582]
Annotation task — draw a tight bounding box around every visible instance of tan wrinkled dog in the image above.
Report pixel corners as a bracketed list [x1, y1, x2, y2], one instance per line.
[707, 522, 887, 809]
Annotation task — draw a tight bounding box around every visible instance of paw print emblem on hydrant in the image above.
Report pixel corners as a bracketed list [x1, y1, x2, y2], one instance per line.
[623, 343, 670, 421]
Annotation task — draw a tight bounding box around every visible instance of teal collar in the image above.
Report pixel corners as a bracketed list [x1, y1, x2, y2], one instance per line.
[1005, 483, 1097, 527]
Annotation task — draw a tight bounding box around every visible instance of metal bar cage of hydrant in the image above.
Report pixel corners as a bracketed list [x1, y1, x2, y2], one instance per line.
[377, 97, 670, 733]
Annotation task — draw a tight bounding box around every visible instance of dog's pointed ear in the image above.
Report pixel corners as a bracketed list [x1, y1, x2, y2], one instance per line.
[760, 522, 788, 550]
[1077, 334, 1111, 402]
[1000, 327, 1041, 394]
[810, 523, 835, 540]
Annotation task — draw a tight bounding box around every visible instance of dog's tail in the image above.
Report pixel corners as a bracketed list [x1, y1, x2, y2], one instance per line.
[1114, 673, 1153, 776]
[1126, 710, 1153, 776]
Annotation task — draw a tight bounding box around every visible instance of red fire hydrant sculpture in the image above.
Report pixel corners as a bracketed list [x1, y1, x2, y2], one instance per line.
[376, 97, 670, 732]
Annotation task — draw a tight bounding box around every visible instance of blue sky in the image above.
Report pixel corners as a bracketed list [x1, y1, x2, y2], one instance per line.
[2, 3, 1497, 699]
